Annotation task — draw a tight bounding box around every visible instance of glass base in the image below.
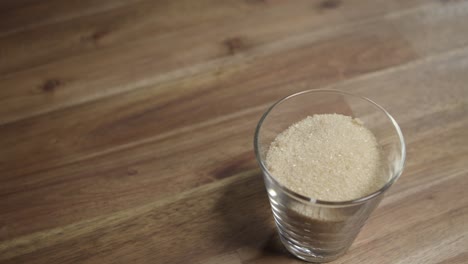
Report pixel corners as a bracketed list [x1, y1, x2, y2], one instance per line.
[278, 232, 346, 263]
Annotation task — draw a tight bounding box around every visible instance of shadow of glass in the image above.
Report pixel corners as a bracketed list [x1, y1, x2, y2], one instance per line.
[212, 169, 295, 262]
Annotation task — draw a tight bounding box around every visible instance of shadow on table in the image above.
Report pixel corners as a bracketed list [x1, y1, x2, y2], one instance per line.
[213, 168, 292, 261]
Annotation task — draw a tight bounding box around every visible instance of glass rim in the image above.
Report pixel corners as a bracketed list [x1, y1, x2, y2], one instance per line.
[253, 89, 406, 206]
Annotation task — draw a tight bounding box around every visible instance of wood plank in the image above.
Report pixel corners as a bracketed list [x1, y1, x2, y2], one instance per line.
[0, 0, 261, 73]
[0, 20, 417, 179]
[1, 171, 271, 264]
[1, 0, 427, 74]
[1, 0, 465, 129]
[1, 150, 466, 263]
[0, 0, 38, 11]
[0, 0, 138, 37]
[389, 0, 468, 56]
[0, 109, 261, 240]
[0, 0, 438, 124]
[1, 43, 467, 241]
[336, 181, 468, 264]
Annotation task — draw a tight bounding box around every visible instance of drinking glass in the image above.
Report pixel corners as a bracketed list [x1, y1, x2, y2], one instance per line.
[254, 89, 406, 262]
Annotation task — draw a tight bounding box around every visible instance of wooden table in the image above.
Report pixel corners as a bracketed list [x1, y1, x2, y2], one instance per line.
[1, 0, 467, 263]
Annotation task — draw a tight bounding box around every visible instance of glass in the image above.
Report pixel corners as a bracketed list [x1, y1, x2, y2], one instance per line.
[254, 89, 406, 262]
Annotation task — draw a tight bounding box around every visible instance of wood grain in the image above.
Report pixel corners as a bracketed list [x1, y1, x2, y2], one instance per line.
[0, 0, 440, 124]
[1, 0, 467, 263]
[0, 21, 417, 181]
[0, 0, 138, 37]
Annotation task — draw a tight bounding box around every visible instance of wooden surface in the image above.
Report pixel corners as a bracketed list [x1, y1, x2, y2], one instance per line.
[1, 0, 467, 263]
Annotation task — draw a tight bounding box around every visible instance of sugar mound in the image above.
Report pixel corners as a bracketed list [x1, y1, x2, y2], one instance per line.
[266, 114, 386, 202]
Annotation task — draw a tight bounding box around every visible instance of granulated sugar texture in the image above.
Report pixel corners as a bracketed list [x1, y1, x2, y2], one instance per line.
[266, 114, 386, 202]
